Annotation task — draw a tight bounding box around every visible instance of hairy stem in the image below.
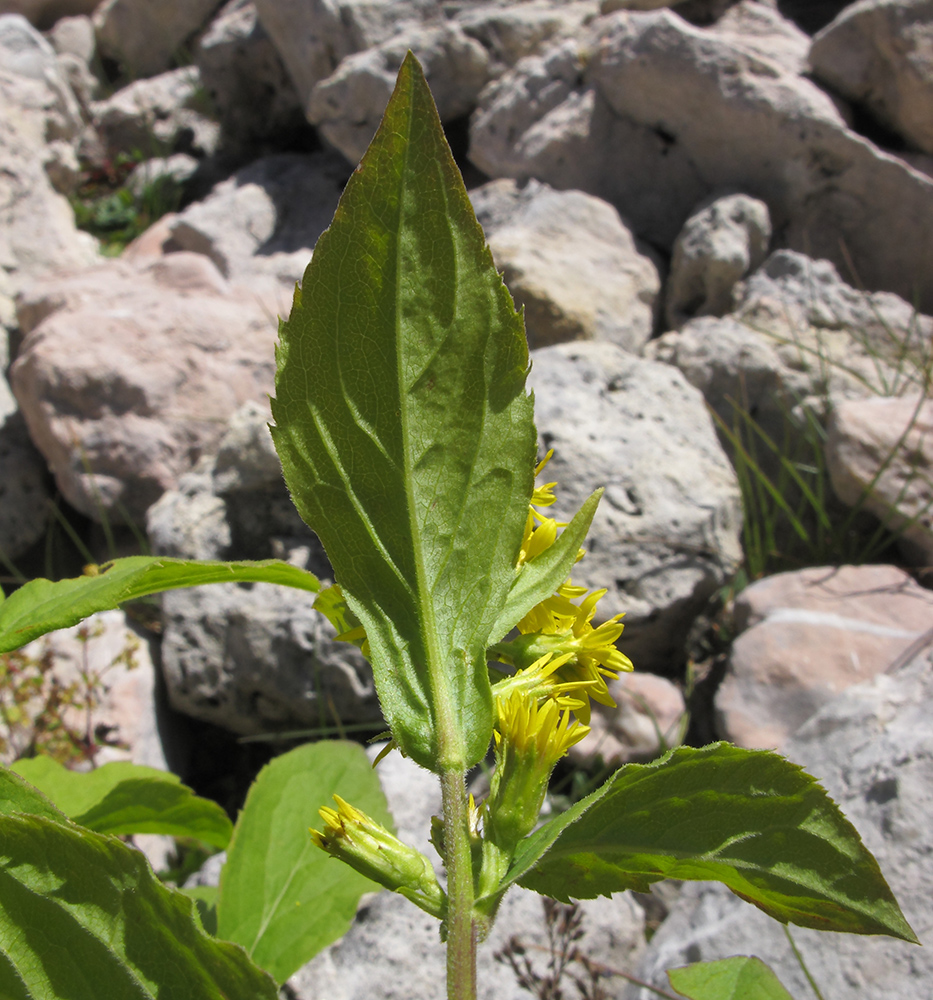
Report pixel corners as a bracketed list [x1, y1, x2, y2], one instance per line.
[442, 768, 477, 1000]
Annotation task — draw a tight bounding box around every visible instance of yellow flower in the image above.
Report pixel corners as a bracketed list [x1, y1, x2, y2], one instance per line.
[494, 688, 590, 764]
[518, 451, 578, 567]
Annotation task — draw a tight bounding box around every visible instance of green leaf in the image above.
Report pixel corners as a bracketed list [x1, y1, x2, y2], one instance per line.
[270, 53, 536, 772]
[217, 740, 393, 985]
[0, 766, 70, 824]
[0, 555, 320, 653]
[491, 489, 602, 642]
[502, 743, 917, 942]
[12, 758, 232, 849]
[668, 956, 795, 1000]
[180, 887, 219, 936]
[0, 812, 277, 1000]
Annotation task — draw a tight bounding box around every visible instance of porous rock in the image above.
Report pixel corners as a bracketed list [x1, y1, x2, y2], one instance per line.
[665, 192, 771, 329]
[527, 341, 743, 674]
[11, 253, 278, 523]
[716, 564, 933, 748]
[626, 644, 933, 999]
[827, 395, 933, 565]
[471, 178, 660, 352]
[470, 7, 933, 312]
[810, 0, 933, 155]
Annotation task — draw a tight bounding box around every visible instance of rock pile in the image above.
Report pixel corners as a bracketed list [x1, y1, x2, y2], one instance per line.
[1, 0, 932, 993]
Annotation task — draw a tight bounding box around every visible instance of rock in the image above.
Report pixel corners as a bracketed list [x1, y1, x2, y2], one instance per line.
[159, 579, 381, 735]
[90, 66, 220, 159]
[0, 1, 97, 29]
[252, 0, 438, 110]
[810, 0, 933, 155]
[41, 135, 80, 193]
[288, 744, 647, 1000]
[10, 253, 279, 523]
[47, 13, 95, 63]
[713, 1, 810, 75]
[665, 192, 771, 329]
[458, 0, 599, 75]
[471, 178, 660, 352]
[0, 10, 59, 77]
[308, 21, 490, 165]
[470, 7, 933, 312]
[4, 609, 170, 770]
[166, 151, 347, 281]
[716, 564, 933, 748]
[92, 0, 219, 78]
[626, 643, 933, 1000]
[124, 152, 198, 198]
[0, 409, 51, 560]
[648, 250, 933, 446]
[527, 342, 743, 674]
[0, 40, 97, 292]
[827, 395, 933, 564]
[570, 671, 686, 765]
[194, 0, 312, 155]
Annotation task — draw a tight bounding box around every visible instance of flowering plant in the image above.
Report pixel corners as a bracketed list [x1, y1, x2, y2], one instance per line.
[0, 54, 916, 1000]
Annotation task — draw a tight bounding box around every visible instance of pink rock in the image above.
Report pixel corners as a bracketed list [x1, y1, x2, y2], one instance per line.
[570, 671, 686, 765]
[717, 564, 933, 749]
[827, 395, 933, 565]
[11, 252, 278, 522]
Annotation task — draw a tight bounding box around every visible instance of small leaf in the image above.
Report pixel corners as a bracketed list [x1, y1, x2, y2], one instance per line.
[668, 956, 795, 1000]
[0, 813, 277, 1000]
[271, 53, 536, 771]
[0, 556, 320, 653]
[217, 740, 393, 985]
[490, 489, 602, 642]
[13, 758, 233, 848]
[500, 743, 916, 942]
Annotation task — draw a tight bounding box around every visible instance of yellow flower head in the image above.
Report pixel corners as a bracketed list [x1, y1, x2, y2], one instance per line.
[494, 688, 590, 766]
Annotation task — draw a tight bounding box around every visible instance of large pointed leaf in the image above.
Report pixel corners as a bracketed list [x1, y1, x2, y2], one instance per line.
[12, 758, 232, 848]
[0, 812, 277, 1000]
[271, 53, 536, 771]
[0, 767, 70, 824]
[668, 957, 795, 1000]
[0, 556, 320, 653]
[499, 743, 916, 941]
[217, 740, 393, 985]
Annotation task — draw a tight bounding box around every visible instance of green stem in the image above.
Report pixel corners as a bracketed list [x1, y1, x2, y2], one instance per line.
[441, 768, 477, 1000]
[783, 925, 825, 1000]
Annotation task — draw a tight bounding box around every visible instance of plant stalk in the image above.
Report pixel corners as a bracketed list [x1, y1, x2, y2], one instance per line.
[441, 767, 477, 1000]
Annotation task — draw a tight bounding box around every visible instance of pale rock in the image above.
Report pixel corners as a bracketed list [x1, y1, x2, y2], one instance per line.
[570, 671, 686, 765]
[527, 342, 743, 674]
[123, 152, 198, 198]
[308, 22, 490, 165]
[194, 0, 311, 153]
[471, 8, 933, 312]
[167, 151, 347, 280]
[41, 135, 80, 193]
[6, 609, 169, 771]
[810, 0, 933, 155]
[713, 1, 809, 75]
[471, 178, 660, 352]
[665, 192, 771, 329]
[0, 11, 57, 77]
[10, 253, 279, 522]
[289, 745, 646, 1000]
[93, 0, 219, 78]
[648, 251, 933, 445]
[54, 50, 97, 107]
[91, 67, 220, 158]
[827, 395, 933, 564]
[458, 0, 599, 75]
[627, 644, 933, 1000]
[47, 13, 94, 62]
[716, 564, 933, 748]
[253, 0, 439, 110]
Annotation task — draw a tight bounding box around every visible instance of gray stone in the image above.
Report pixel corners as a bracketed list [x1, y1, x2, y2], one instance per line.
[0, 409, 51, 560]
[0, 11, 58, 78]
[470, 8, 933, 313]
[48, 14, 95, 63]
[626, 645, 933, 999]
[665, 192, 771, 329]
[308, 21, 490, 165]
[167, 152, 347, 280]
[93, 0, 219, 78]
[471, 178, 660, 352]
[810, 0, 933, 155]
[194, 0, 310, 154]
[527, 341, 743, 674]
[124, 153, 198, 198]
[90, 66, 220, 158]
[0, 1, 97, 30]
